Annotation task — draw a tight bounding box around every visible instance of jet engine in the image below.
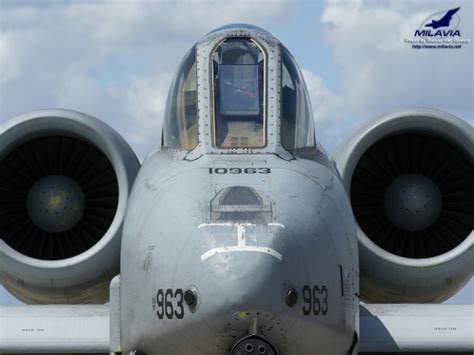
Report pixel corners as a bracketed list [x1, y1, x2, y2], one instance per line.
[0, 110, 140, 304]
[334, 108, 473, 303]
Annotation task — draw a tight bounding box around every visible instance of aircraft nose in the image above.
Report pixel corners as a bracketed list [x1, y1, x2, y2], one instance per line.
[197, 229, 293, 354]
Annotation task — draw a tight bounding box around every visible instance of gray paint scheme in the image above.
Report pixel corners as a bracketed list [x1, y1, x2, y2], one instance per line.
[359, 304, 474, 352]
[0, 305, 110, 352]
[1, 303, 473, 353]
[185, 26, 292, 161]
[120, 150, 358, 354]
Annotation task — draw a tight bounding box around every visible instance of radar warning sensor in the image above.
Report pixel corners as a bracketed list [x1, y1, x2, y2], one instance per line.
[0, 24, 473, 355]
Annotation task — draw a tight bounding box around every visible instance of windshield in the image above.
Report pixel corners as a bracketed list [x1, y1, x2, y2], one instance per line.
[212, 38, 266, 148]
[280, 45, 315, 151]
[162, 46, 198, 150]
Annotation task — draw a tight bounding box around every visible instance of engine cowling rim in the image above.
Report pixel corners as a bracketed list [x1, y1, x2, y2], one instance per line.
[335, 108, 473, 265]
[0, 109, 138, 285]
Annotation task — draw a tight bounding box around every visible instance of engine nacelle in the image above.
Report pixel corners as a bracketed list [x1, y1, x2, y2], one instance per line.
[334, 108, 473, 303]
[0, 110, 140, 304]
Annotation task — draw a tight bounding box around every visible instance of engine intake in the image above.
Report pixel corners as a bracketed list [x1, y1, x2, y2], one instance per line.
[352, 132, 472, 259]
[335, 108, 473, 303]
[0, 110, 140, 304]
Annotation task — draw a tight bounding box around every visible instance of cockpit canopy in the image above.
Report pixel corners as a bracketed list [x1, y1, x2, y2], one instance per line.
[162, 46, 198, 151]
[162, 24, 315, 154]
[213, 38, 265, 148]
[280, 46, 315, 151]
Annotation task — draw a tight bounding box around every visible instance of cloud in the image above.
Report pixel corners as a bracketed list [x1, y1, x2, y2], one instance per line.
[0, 0, 290, 158]
[302, 69, 341, 123]
[301, 0, 473, 151]
[125, 71, 173, 154]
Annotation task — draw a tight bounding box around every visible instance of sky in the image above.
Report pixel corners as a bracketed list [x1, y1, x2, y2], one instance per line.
[0, 0, 472, 304]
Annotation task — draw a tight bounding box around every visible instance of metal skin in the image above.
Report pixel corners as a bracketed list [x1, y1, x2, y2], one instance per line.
[120, 25, 359, 354]
[334, 109, 474, 303]
[0, 304, 110, 353]
[0, 109, 140, 304]
[121, 152, 359, 355]
[359, 304, 474, 353]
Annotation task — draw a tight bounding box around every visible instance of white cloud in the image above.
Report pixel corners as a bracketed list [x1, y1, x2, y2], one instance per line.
[324, 0, 472, 112]
[302, 69, 341, 123]
[125, 71, 173, 153]
[302, 0, 473, 151]
[0, 33, 18, 81]
[0, 0, 290, 158]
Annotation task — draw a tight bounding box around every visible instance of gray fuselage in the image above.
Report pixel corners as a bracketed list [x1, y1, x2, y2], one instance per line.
[120, 147, 359, 354]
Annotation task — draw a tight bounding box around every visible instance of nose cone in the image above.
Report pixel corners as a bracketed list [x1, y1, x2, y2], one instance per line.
[27, 175, 85, 232]
[197, 234, 292, 354]
[384, 174, 442, 231]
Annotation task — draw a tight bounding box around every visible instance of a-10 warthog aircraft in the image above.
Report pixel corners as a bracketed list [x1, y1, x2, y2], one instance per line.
[0, 24, 473, 355]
